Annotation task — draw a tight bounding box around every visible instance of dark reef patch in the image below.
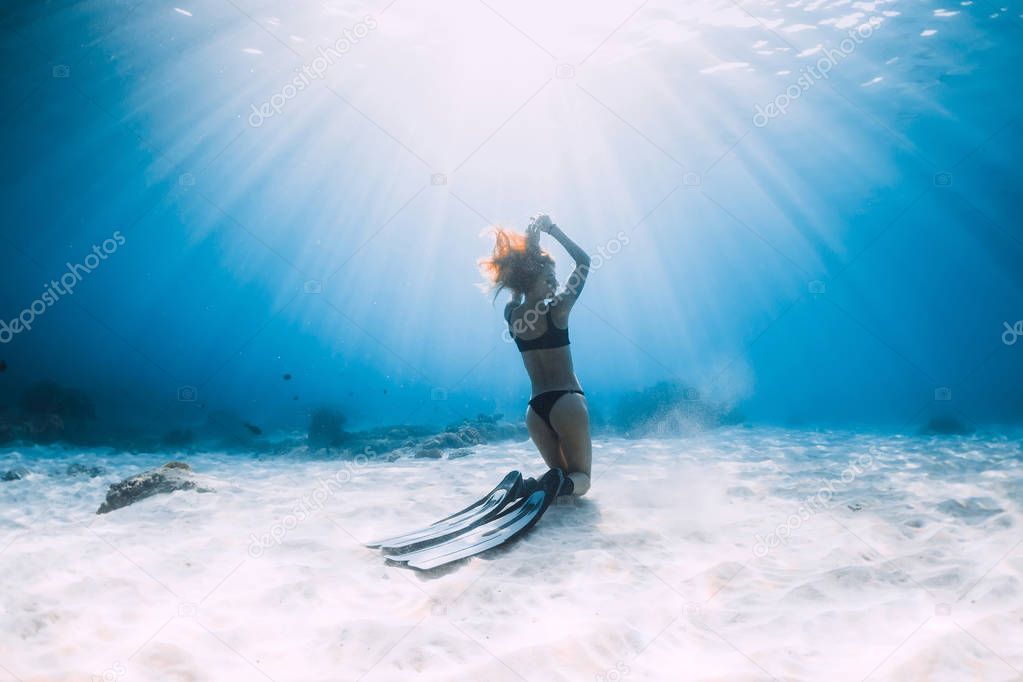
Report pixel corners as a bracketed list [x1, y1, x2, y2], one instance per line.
[921, 415, 972, 436]
[308, 407, 347, 450]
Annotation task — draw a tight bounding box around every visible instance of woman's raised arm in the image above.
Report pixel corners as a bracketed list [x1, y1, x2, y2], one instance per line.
[532, 215, 590, 303]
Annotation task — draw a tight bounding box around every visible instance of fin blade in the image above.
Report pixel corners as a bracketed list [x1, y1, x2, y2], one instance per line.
[390, 470, 563, 569]
[365, 470, 521, 549]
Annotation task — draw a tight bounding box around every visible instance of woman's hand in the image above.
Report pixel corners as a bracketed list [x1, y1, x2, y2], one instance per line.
[528, 213, 554, 233]
[525, 222, 542, 249]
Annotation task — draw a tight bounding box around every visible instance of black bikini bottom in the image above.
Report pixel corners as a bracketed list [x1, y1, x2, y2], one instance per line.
[528, 390, 585, 431]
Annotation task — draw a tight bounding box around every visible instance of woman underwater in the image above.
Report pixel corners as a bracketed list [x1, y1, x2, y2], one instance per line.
[480, 214, 592, 496]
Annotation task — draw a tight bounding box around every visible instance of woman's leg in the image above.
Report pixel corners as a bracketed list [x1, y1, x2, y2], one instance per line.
[526, 405, 568, 471]
[548, 393, 592, 495]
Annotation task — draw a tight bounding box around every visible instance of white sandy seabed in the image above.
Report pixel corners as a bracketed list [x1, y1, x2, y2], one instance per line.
[1, 427, 1022, 682]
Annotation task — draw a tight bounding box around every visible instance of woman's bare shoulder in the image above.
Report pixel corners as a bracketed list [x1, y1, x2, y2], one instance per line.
[503, 299, 522, 323]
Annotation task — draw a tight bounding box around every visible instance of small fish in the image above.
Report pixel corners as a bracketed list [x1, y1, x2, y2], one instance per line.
[0, 360, 6, 372]
[282, 373, 292, 381]
[243, 422, 263, 435]
[292, 395, 299, 401]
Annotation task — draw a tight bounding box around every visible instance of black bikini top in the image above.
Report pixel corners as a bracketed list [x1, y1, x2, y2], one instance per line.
[509, 308, 570, 352]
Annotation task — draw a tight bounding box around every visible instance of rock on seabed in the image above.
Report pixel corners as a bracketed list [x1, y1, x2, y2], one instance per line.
[96, 461, 215, 514]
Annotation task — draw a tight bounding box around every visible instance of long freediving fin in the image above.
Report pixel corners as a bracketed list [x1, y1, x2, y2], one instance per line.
[386, 468, 566, 570]
[365, 470, 522, 551]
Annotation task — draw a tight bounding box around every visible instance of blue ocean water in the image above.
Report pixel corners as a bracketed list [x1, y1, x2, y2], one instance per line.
[3, 4, 1023, 680]
[0, 0, 1020, 438]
